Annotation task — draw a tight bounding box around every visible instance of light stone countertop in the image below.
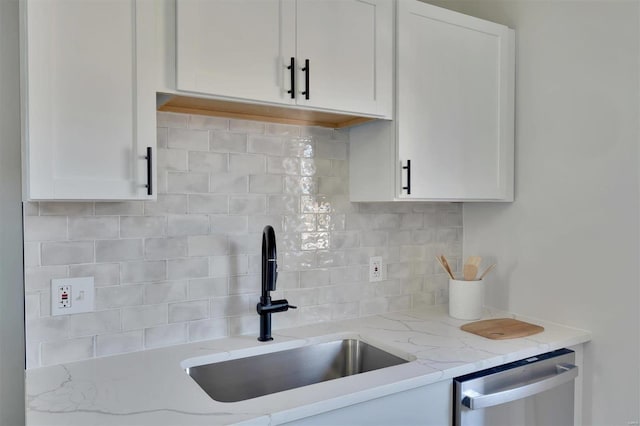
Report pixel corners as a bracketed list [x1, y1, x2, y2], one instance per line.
[26, 306, 591, 426]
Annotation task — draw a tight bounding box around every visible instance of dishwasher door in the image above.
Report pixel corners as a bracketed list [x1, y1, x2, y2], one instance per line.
[453, 348, 578, 426]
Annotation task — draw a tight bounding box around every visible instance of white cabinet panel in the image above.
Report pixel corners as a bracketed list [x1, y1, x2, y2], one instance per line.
[176, 0, 295, 104]
[397, 0, 513, 200]
[296, 0, 392, 117]
[350, 0, 514, 202]
[173, 0, 392, 118]
[22, 0, 156, 201]
[283, 380, 451, 425]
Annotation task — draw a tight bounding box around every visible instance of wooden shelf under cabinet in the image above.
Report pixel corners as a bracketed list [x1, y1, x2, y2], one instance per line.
[157, 95, 376, 129]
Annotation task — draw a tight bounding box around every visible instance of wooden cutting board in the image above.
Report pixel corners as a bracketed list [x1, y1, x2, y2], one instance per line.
[461, 318, 544, 340]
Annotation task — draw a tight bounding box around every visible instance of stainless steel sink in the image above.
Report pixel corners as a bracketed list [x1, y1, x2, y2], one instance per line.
[185, 339, 409, 402]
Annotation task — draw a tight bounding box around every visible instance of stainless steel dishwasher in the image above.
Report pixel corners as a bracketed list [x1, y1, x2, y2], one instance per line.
[453, 348, 578, 426]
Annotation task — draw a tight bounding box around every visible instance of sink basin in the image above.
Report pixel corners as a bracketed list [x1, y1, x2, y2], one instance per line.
[185, 339, 410, 402]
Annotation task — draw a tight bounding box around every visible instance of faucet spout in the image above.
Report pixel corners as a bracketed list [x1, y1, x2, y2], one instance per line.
[257, 226, 296, 342]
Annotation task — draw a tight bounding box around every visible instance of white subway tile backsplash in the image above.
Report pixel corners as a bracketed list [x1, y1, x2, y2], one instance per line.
[210, 131, 247, 152]
[41, 336, 94, 366]
[120, 216, 166, 238]
[229, 119, 264, 134]
[96, 330, 143, 357]
[73, 270, 115, 300]
[229, 195, 266, 215]
[95, 202, 143, 216]
[265, 123, 300, 137]
[144, 323, 188, 349]
[41, 241, 93, 265]
[167, 172, 209, 193]
[23, 242, 40, 268]
[209, 255, 248, 277]
[157, 127, 168, 148]
[23, 202, 39, 216]
[168, 257, 209, 280]
[144, 238, 187, 261]
[210, 215, 248, 235]
[188, 235, 228, 257]
[188, 115, 228, 131]
[188, 277, 228, 299]
[210, 173, 249, 194]
[168, 128, 209, 151]
[167, 215, 209, 236]
[68, 310, 121, 337]
[96, 285, 144, 309]
[121, 260, 167, 283]
[69, 217, 119, 240]
[248, 135, 284, 155]
[168, 299, 209, 323]
[158, 148, 188, 171]
[23, 216, 67, 242]
[24, 293, 40, 320]
[25, 266, 68, 292]
[144, 281, 188, 305]
[26, 316, 68, 343]
[188, 318, 228, 342]
[267, 156, 300, 175]
[284, 176, 316, 195]
[122, 304, 167, 331]
[158, 112, 188, 128]
[96, 239, 143, 262]
[144, 194, 188, 215]
[188, 151, 227, 173]
[188, 194, 228, 214]
[249, 175, 283, 194]
[22, 113, 462, 368]
[229, 153, 266, 175]
[40, 202, 93, 216]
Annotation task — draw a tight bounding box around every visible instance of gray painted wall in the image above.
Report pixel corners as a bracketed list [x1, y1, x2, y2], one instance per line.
[427, 1, 640, 425]
[0, 0, 26, 424]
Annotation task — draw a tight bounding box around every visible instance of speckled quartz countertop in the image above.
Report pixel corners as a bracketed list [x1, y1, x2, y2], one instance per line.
[26, 306, 591, 426]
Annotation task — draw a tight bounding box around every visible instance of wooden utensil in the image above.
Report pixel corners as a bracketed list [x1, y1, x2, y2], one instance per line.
[463, 264, 478, 281]
[441, 255, 456, 280]
[478, 263, 496, 280]
[466, 256, 482, 267]
[435, 256, 455, 280]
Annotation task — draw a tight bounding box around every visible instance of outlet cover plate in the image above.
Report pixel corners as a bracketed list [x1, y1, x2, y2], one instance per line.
[369, 256, 383, 282]
[51, 277, 95, 316]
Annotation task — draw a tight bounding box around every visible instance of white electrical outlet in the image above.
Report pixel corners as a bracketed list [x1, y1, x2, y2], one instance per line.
[51, 277, 95, 316]
[369, 256, 383, 282]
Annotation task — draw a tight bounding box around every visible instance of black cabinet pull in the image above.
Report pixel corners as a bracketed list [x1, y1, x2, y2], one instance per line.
[146, 147, 153, 196]
[402, 160, 411, 195]
[287, 57, 295, 99]
[301, 59, 310, 100]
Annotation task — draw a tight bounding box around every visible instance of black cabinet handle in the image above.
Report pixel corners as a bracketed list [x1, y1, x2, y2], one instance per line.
[146, 147, 152, 196]
[287, 57, 295, 99]
[402, 160, 411, 195]
[301, 59, 310, 100]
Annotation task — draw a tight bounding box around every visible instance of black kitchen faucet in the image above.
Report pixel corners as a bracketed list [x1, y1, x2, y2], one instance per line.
[256, 225, 296, 341]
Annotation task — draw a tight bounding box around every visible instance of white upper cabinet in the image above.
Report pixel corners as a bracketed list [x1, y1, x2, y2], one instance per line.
[295, 0, 392, 117]
[174, 0, 392, 118]
[21, 0, 156, 201]
[350, 0, 515, 202]
[176, 0, 294, 105]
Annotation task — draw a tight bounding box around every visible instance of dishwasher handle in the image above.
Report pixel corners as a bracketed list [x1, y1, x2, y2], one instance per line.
[462, 363, 578, 410]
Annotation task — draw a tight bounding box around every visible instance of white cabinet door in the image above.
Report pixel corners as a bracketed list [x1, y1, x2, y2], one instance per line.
[396, 0, 514, 200]
[176, 0, 295, 105]
[173, 0, 392, 118]
[22, 0, 156, 201]
[295, 0, 392, 117]
[283, 380, 451, 425]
